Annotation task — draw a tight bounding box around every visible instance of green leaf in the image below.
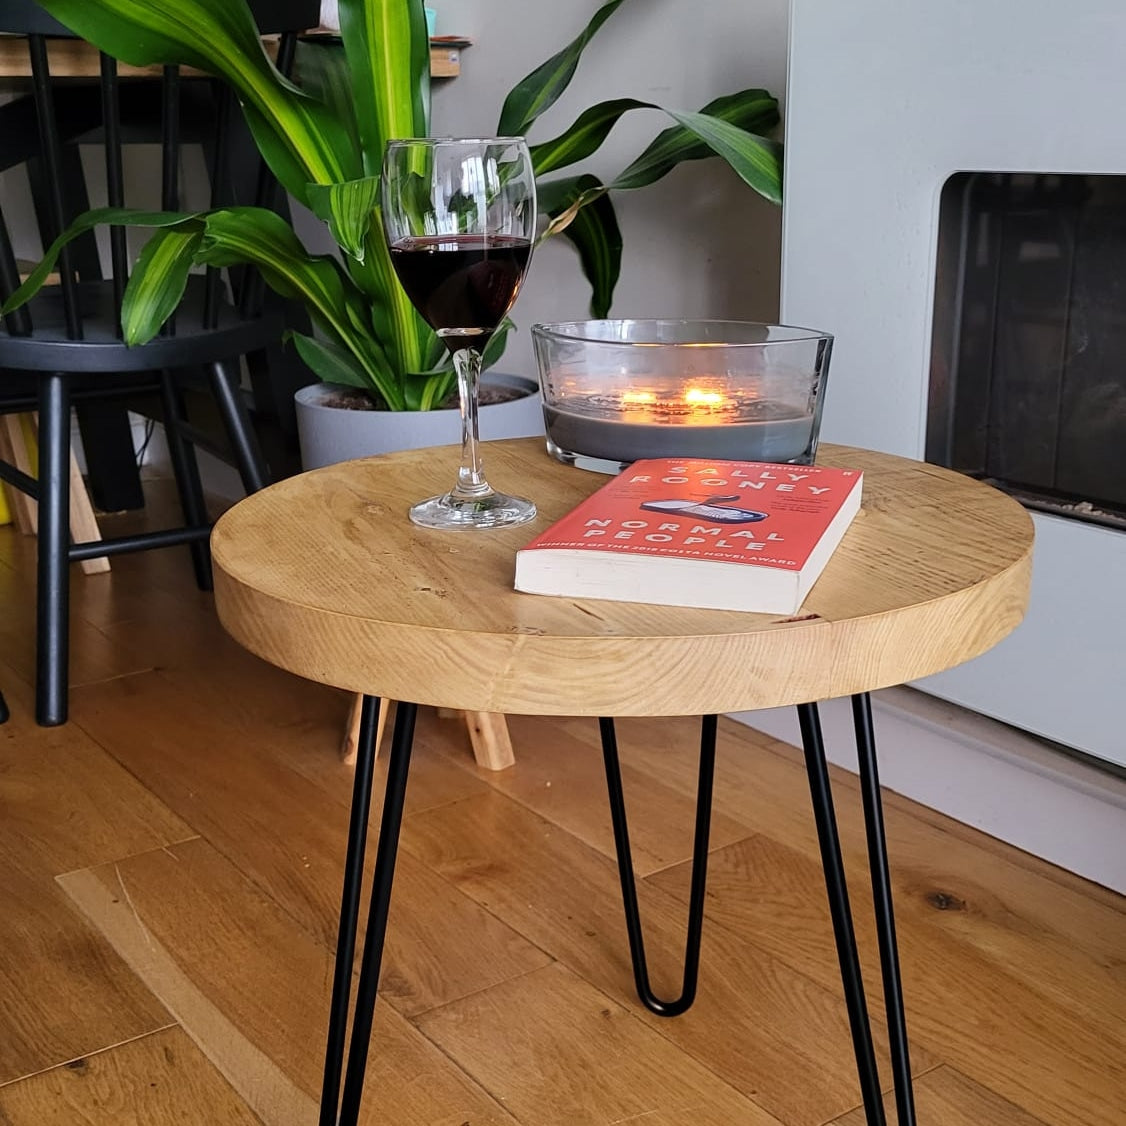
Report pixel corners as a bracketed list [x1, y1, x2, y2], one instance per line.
[293, 37, 363, 161]
[288, 331, 375, 391]
[612, 90, 781, 192]
[498, 0, 629, 136]
[37, 0, 360, 200]
[338, 0, 430, 175]
[530, 94, 782, 206]
[481, 317, 516, 371]
[614, 109, 783, 204]
[122, 226, 205, 345]
[196, 207, 405, 408]
[307, 177, 382, 262]
[1, 208, 201, 316]
[529, 98, 642, 177]
[536, 175, 622, 317]
[401, 369, 457, 412]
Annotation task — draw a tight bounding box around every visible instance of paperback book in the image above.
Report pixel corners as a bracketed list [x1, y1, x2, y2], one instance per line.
[514, 457, 863, 614]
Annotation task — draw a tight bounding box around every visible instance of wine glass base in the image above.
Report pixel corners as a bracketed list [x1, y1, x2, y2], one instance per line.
[409, 490, 537, 530]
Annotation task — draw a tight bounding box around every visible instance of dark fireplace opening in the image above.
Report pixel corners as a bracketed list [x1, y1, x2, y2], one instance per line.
[927, 172, 1126, 528]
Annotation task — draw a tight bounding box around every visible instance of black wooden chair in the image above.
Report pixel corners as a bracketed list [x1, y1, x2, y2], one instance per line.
[0, 0, 321, 725]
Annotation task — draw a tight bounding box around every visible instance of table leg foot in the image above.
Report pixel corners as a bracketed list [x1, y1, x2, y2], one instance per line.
[600, 714, 717, 1017]
[319, 696, 417, 1126]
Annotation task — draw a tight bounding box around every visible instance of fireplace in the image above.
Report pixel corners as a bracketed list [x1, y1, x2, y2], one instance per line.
[929, 172, 1126, 528]
[779, 0, 1126, 772]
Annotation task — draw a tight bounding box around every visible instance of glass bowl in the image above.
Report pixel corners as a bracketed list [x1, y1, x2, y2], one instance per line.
[530, 319, 834, 472]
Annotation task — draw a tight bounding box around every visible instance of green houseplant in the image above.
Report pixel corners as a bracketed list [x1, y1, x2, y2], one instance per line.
[4, 0, 783, 413]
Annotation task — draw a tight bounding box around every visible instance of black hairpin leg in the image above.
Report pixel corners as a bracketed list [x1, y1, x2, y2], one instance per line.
[319, 697, 417, 1126]
[798, 697, 917, 1126]
[600, 714, 717, 1017]
[852, 693, 917, 1125]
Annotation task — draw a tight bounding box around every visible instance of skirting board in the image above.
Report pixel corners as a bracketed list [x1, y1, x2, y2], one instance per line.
[730, 686, 1126, 896]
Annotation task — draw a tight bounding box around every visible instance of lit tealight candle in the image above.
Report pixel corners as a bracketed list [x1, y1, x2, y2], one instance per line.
[683, 387, 725, 408]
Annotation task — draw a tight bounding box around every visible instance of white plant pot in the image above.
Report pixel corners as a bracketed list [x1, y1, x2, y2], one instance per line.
[295, 373, 545, 470]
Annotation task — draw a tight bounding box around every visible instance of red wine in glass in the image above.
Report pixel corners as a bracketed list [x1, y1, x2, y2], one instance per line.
[381, 137, 538, 530]
[389, 234, 531, 353]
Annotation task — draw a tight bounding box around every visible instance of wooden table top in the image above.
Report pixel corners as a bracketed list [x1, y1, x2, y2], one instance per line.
[211, 440, 1033, 716]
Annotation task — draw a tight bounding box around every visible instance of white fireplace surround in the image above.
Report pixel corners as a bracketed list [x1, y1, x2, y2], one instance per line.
[770, 0, 1126, 891]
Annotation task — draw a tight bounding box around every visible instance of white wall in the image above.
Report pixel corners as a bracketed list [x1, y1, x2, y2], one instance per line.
[428, 0, 789, 377]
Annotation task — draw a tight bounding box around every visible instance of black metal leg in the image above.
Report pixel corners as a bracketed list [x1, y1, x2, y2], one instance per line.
[852, 693, 917, 1126]
[600, 714, 717, 1017]
[796, 702, 887, 1126]
[36, 373, 71, 727]
[319, 694, 382, 1126]
[321, 699, 416, 1126]
[159, 370, 212, 591]
[207, 359, 269, 494]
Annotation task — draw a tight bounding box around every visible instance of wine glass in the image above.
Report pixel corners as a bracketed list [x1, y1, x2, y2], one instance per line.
[381, 137, 538, 529]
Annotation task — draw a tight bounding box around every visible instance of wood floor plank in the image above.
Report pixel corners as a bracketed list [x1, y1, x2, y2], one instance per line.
[460, 713, 754, 875]
[0, 1027, 261, 1125]
[600, 714, 1126, 1024]
[0, 674, 193, 879]
[618, 714, 1126, 1037]
[0, 866, 171, 1085]
[829, 1064, 1053, 1125]
[416, 961, 787, 1126]
[69, 675, 551, 1016]
[59, 839, 522, 1126]
[402, 788, 933, 1126]
[5, 489, 1124, 1126]
[654, 833, 1126, 1126]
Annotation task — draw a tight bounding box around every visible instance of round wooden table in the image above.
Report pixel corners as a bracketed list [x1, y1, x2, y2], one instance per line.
[212, 439, 1033, 1126]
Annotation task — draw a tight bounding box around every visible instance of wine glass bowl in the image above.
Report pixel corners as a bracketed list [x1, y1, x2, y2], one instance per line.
[381, 137, 537, 529]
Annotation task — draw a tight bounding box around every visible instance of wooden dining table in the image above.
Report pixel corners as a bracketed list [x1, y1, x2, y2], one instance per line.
[0, 31, 466, 81]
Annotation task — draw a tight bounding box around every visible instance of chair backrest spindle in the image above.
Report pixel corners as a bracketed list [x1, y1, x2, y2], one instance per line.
[99, 51, 128, 332]
[239, 29, 301, 320]
[203, 85, 236, 330]
[27, 33, 82, 338]
[0, 218, 32, 337]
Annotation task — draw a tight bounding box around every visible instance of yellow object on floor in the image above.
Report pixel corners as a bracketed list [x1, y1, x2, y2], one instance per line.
[0, 484, 11, 525]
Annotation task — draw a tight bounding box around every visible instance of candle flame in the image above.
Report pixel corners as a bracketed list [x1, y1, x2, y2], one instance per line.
[683, 387, 725, 407]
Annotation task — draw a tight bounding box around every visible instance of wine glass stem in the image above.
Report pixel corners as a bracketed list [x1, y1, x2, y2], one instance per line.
[451, 346, 492, 500]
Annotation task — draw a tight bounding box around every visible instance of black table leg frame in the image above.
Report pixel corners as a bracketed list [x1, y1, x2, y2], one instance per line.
[319, 696, 417, 1126]
[599, 714, 718, 1017]
[601, 700, 916, 1126]
[315, 696, 916, 1126]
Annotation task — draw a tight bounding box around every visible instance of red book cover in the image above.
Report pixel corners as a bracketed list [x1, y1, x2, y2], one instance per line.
[515, 457, 863, 613]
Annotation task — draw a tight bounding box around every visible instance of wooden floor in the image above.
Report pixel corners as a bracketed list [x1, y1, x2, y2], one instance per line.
[0, 480, 1124, 1125]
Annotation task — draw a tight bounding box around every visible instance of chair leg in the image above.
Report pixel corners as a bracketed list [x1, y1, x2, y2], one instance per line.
[35, 374, 71, 727]
[0, 414, 39, 532]
[340, 694, 516, 771]
[0, 413, 111, 574]
[462, 710, 516, 770]
[207, 359, 269, 493]
[159, 370, 212, 591]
